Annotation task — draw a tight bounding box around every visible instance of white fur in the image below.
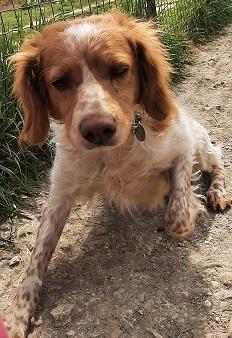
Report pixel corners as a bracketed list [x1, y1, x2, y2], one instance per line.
[51, 105, 222, 213]
[64, 23, 100, 50]
[65, 23, 98, 39]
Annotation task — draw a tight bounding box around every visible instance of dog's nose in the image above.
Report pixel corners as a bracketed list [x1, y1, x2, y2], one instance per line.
[80, 115, 116, 146]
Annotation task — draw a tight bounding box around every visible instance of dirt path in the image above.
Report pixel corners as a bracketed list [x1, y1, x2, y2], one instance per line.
[0, 0, 24, 11]
[0, 26, 231, 338]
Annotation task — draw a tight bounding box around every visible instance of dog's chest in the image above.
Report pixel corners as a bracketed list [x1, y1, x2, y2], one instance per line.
[79, 148, 170, 212]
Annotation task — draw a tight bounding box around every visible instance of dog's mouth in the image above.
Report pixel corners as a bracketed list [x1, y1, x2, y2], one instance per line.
[84, 138, 118, 150]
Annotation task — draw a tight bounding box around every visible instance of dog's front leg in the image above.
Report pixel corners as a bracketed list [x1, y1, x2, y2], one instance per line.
[5, 186, 76, 338]
[165, 155, 202, 239]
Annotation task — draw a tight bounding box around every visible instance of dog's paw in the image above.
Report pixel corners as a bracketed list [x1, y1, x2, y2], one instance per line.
[165, 221, 195, 239]
[6, 326, 26, 338]
[4, 315, 28, 338]
[207, 188, 231, 211]
[9, 331, 25, 338]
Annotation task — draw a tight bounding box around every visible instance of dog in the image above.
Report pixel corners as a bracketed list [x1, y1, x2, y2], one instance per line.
[6, 12, 231, 337]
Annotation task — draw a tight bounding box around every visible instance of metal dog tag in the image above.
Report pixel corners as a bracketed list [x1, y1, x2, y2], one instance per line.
[134, 123, 145, 141]
[132, 113, 146, 142]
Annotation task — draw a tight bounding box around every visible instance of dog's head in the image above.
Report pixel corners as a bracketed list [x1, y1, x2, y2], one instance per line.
[10, 13, 177, 150]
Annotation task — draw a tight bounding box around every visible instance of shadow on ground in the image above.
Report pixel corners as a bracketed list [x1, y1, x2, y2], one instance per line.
[34, 190, 217, 338]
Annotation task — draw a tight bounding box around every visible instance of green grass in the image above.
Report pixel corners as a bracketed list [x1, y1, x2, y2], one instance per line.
[185, 0, 232, 42]
[0, 1, 91, 33]
[161, 32, 189, 83]
[156, 0, 232, 80]
[0, 34, 53, 224]
[0, 0, 129, 33]
[158, 0, 232, 42]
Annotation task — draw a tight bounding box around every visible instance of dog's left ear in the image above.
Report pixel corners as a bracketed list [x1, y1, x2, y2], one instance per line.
[128, 20, 176, 123]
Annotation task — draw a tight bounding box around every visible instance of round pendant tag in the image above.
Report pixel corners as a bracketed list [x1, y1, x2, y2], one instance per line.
[135, 124, 145, 141]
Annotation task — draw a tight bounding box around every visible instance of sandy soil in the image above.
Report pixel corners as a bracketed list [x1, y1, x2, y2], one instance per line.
[0, 0, 24, 11]
[0, 26, 231, 338]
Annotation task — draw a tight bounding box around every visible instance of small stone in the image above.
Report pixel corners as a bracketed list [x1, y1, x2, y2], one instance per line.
[204, 300, 212, 308]
[205, 106, 213, 111]
[138, 292, 146, 302]
[50, 302, 74, 320]
[220, 272, 232, 286]
[27, 243, 34, 251]
[218, 289, 232, 301]
[34, 318, 43, 326]
[208, 59, 216, 66]
[137, 308, 144, 315]
[66, 330, 75, 337]
[18, 224, 34, 238]
[212, 81, 225, 89]
[120, 318, 134, 330]
[110, 327, 123, 337]
[211, 280, 220, 289]
[146, 328, 165, 338]
[183, 291, 189, 297]
[215, 316, 220, 323]
[9, 255, 21, 267]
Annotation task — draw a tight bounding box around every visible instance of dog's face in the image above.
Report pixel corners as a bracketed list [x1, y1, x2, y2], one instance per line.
[11, 13, 175, 150]
[44, 23, 138, 150]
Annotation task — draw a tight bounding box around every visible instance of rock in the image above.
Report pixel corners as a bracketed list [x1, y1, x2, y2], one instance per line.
[27, 243, 34, 251]
[211, 81, 225, 89]
[215, 316, 220, 323]
[66, 330, 75, 337]
[109, 327, 123, 337]
[34, 318, 43, 327]
[120, 317, 134, 330]
[146, 328, 165, 338]
[214, 290, 232, 301]
[137, 308, 144, 315]
[50, 302, 74, 320]
[204, 300, 212, 308]
[205, 106, 213, 111]
[208, 59, 216, 66]
[8, 255, 21, 267]
[18, 224, 34, 238]
[211, 280, 220, 289]
[220, 272, 232, 286]
[138, 292, 146, 302]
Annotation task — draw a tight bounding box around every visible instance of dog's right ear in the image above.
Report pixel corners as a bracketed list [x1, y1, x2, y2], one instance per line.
[9, 34, 50, 145]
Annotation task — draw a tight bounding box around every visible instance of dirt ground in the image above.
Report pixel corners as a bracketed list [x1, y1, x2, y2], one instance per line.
[0, 0, 24, 11]
[0, 26, 231, 338]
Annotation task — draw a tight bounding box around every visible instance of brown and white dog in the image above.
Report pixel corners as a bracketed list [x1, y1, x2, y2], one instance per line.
[6, 12, 231, 337]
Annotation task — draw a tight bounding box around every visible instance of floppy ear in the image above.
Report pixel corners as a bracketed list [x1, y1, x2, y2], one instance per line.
[10, 34, 50, 145]
[129, 20, 176, 123]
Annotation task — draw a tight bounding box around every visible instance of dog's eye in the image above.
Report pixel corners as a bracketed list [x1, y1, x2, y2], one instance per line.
[52, 74, 71, 91]
[109, 65, 129, 80]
